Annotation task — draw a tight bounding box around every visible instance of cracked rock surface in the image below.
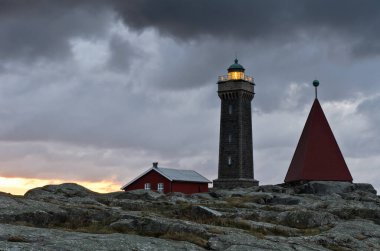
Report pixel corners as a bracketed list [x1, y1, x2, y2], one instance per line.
[0, 181, 379, 250]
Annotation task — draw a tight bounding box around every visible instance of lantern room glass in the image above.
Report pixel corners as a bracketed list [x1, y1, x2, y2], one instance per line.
[228, 71, 245, 80]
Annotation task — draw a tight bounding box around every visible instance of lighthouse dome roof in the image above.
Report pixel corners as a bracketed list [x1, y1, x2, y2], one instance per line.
[228, 59, 245, 72]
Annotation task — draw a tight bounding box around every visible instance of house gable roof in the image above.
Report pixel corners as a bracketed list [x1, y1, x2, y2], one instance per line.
[284, 98, 353, 183]
[157, 167, 211, 183]
[121, 166, 211, 190]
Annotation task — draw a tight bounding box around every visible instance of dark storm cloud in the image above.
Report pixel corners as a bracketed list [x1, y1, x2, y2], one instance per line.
[107, 34, 142, 72]
[1, 0, 379, 65]
[112, 0, 380, 57]
[0, 0, 109, 62]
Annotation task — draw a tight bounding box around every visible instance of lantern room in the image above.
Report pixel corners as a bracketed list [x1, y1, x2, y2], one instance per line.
[228, 59, 245, 80]
[218, 58, 253, 83]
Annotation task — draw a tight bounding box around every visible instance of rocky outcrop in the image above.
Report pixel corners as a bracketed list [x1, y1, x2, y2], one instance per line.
[111, 213, 211, 239]
[289, 181, 377, 195]
[0, 223, 203, 251]
[25, 183, 98, 199]
[113, 189, 164, 200]
[276, 210, 336, 229]
[0, 192, 67, 226]
[0, 182, 379, 250]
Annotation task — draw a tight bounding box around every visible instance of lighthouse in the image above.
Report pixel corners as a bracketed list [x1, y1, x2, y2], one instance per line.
[213, 59, 259, 188]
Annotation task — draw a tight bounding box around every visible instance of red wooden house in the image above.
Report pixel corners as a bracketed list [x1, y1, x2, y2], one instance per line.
[121, 162, 211, 194]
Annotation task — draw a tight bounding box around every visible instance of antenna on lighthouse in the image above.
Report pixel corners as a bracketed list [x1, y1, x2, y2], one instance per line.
[313, 79, 320, 99]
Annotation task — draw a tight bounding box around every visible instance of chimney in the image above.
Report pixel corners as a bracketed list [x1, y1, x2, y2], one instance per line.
[153, 162, 158, 168]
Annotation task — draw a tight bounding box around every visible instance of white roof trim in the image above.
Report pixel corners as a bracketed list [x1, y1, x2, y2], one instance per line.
[120, 168, 173, 190]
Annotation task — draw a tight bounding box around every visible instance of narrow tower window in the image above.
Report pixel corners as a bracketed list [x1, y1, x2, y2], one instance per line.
[228, 104, 233, 114]
[228, 156, 232, 166]
[228, 134, 232, 143]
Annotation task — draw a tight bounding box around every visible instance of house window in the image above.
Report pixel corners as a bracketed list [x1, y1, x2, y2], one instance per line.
[228, 134, 232, 143]
[228, 104, 233, 114]
[228, 156, 232, 165]
[157, 183, 164, 192]
[144, 183, 151, 190]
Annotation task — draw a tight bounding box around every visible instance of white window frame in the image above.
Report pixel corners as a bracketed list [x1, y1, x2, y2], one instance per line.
[157, 183, 164, 192]
[228, 156, 232, 165]
[144, 183, 151, 190]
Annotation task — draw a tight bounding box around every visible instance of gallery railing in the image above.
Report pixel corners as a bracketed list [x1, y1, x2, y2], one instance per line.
[218, 75, 254, 83]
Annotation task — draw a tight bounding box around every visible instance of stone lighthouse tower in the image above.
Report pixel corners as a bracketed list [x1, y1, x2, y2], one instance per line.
[213, 59, 259, 188]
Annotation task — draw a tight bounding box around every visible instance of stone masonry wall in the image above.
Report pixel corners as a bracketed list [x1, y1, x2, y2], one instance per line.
[217, 80, 254, 180]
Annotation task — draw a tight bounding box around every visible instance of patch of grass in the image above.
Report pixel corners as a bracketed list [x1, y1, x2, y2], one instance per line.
[7, 235, 29, 243]
[194, 217, 266, 239]
[138, 203, 181, 218]
[225, 196, 254, 208]
[175, 200, 191, 207]
[252, 225, 293, 237]
[154, 204, 266, 238]
[207, 227, 225, 234]
[317, 202, 329, 209]
[260, 205, 298, 212]
[302, 224, 333, 236]
[215, 218, 251, 230]
[299, 227, 321, 236]
[207, 216, 324, 238]
[71, 224, 117, 234]
[161, 231, 209, 248]
[323, 244, 351, 251]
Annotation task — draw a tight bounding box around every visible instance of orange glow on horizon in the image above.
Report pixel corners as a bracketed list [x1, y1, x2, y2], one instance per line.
[0, 176, 122, 195]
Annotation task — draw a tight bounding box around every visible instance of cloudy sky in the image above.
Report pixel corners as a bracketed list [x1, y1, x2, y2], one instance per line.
[0, 0, 379, 194]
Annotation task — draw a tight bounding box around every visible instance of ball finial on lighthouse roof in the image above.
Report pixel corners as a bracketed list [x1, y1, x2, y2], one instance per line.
[313, 79, 320, 87]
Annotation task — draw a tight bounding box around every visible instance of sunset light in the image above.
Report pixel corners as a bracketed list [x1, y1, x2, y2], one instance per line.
[0, 176, 121, 195]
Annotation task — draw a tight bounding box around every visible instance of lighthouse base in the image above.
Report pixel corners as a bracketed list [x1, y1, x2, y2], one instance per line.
[213, 178, 259, 189]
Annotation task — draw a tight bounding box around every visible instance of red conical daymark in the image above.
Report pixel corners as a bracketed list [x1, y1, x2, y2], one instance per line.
[285, 99, 353, 183]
